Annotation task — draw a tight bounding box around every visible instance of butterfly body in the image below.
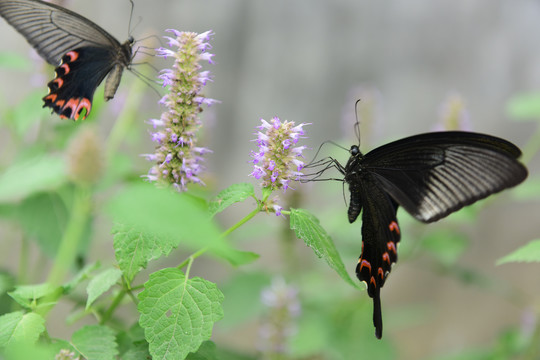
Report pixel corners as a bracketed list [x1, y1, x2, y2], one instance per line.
[337, 131, 527, 338]
[0, 0, 133, 120]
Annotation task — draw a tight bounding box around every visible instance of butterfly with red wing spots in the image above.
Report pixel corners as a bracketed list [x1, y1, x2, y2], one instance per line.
[326, 131, 527, 338]
[0, 0, 133, 120]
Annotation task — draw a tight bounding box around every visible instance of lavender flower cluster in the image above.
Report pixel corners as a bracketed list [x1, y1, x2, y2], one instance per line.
[250, 117, 309, 192]
[144, 30, 217, 192]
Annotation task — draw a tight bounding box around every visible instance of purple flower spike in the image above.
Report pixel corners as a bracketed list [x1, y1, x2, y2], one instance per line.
[249, 117, 309, 192]
[144, 30, 216, 192]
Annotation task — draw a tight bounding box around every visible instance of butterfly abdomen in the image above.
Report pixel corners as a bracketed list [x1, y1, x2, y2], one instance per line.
[104, 39, 132, 101]
[347, 181, 363, 223]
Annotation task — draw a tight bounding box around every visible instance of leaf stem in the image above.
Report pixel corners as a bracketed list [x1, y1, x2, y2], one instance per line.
[101, 289, 126, 325]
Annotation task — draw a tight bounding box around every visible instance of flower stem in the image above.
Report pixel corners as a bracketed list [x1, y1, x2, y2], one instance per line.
[48, 185, 92, 286]
[222, 206, 261, 238]
[177, 204, 262, 269]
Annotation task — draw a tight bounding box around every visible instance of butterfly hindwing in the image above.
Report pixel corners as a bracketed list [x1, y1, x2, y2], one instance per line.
[348, 171, 400, 339]
[0, 0, 132, 120]
[42, 47, 119, 120]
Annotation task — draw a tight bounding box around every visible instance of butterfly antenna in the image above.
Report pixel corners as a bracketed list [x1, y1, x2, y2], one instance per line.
[305, 140, 347, 167]
[127, 0, 136, 36]
[354, 98, 362, 146]
[135, 35, 165, 48]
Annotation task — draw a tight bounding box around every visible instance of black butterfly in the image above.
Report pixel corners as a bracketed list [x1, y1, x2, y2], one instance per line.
[327, 131, 527, 339]
[0, 0, 133, 120]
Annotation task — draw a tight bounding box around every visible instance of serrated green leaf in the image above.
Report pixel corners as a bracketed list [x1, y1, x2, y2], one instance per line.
[208, 183, 255, 217]
[86, 268, 122, 310]
[497, 239, 540, 265]
[506, 92, 540, 120]
[289, 208, 358, 288]
[113, 223, 177, 284]
[186, 341, 218, 360]
[0, 154, 67, 203]
[0, 311, 45, 348]
[138, 268, 224, 360]
[8, 283, 62, 310]
[106, 183, 242, 264]
[71, 325, 118, 360]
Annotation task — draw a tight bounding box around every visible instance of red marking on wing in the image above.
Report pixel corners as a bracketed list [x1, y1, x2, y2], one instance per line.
[64, 51, 79, 63]
[359, 259, 371, 272]
[74, 98, 92, 120]
[370, 276, 377, 288]
[382, 252, 390, 264]
[389, 221, 400, 234]
[59, 63, 70, 75]
[378, 267, 384, 280]
[387, 241, 397, 254]
[44, 94, 57, 103]
[52, 78, 64, 89]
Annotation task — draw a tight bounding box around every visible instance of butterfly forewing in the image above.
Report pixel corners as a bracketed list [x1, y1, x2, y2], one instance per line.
[362, 132, 528, 222]
[0, 0, 121, 64]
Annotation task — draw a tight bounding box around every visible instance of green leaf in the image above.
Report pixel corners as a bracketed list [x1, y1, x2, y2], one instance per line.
[138, 268, 224, 360]
[497, 239, 540, 265]
[122, 340, 151, 360]
[71, 325, 118, 360]
[289, 208, 359, 288]
[0, 311, 45, 348]
[8, 283, 62, 310]
[15, 192, 66, 257]
[107, 183, 226, 254]
[208, 183, 255, 217]
[86, 268, 122, 309]
[0, 154, 66, 203]
[63, 262, 100, 294]
[186, 341, 218, 360]
[506, 92, 540, 120]
[3, 341, 56, 360]
[113, 223, 177, 284]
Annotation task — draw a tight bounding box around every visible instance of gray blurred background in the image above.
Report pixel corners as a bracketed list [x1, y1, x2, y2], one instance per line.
[1, 0, 540, 359]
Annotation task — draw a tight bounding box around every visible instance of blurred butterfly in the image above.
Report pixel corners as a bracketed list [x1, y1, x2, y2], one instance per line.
[0, 0, 133, 120]
[316, 131, 527, 339]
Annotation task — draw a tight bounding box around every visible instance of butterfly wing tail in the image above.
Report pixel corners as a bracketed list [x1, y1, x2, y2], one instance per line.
[373, 288, 383, 339]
